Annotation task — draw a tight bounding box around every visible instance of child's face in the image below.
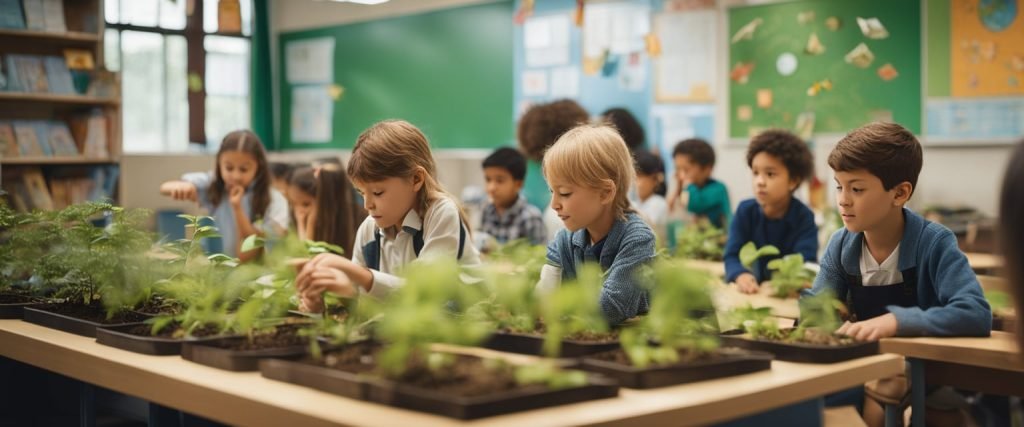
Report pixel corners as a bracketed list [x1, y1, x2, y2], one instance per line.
[286, 185, 315, 218]
[219, 151, 258, 190]
[548, 178, 610, 233]
[483, 167, 522, 209]
[750, 152, 796, 209]
[834, 169, 906, 233]
[353, 176, 420, 230]
[673, 154, 712, 186]
[636, 172, 662, 201]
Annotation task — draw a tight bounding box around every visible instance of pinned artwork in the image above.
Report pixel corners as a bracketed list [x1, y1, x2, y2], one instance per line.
[805, 33, 825, 55]
[731, 17, 764, 44]
[845, 43, 875, 68]
[776, 52, 798, 76]
[737, 105, 753, 121]
[1011, 54, 1024, 72]
[794, 112, 815, 140]
[825, 16, 841, 31]
[877, 63, 899, 81]
[806, 79, 833, 96]
[730, 62, 755, 84]
[757, 89, 773, 108]
[797, 11, 815, 25]
[645, 33, 662, 58]
[327, 84, 344, 100]
[856, 17, 889, 39]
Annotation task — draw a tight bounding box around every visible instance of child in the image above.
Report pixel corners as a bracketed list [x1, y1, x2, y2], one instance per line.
[805, 122, 990, 339]
[517, 99, 589, 242]
[601, 107, 645, 152]
[479, 147, 546, 245]
[269, 161, 295, 196]
[667, 138, 731, 228]
[723, 130, 818, 294]
[160, 130, 289, 261]
[286, 164, 367, 256]
[535, 124, 656, 326]
[1001, 139, 1024, 344]
[633, 149, 668, 244]
[295, 120, 481, 310]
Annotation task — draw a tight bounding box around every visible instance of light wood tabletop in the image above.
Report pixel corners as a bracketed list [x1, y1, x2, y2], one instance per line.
[965, 252, 1003, 272]
[0, 319, 903, 426]
[880, 331, 1023, 372]
[713, 281, 801, 320]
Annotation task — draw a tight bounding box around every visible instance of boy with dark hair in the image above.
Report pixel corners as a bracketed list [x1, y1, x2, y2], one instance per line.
[806, 122, 990, 339]
[480, 147, 546, 245]
[668, 138, 731, 228]
[723, 130, 818, 294]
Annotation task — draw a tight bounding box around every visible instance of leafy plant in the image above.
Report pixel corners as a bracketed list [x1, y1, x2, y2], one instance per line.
[619, 260, 720, 368]
[538, 264, 610, 358]
[675, 219, 727, 261]
[765, 253, 816, 298]
[730, 290, 850, 345]
[739, 241, 779, 271]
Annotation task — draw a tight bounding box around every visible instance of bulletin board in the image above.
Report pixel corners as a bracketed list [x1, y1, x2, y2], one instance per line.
[728, 0, 922, 138]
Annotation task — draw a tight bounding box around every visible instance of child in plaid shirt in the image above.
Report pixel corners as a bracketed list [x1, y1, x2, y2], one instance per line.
[480, 147, 547, 246]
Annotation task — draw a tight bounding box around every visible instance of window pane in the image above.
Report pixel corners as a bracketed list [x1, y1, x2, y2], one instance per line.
[166, 35, 189, 151]
[121, 31, 165, 153]
[105, 0, 119, 24]
[204, 0, 218, 33]
[104, 29, 120, 72]
[121, 0, 158, 27]
[241, 0, 252, 36]
[205, 36, 249, 97]
[206, 96, 249, 148]
[159, 0, 186, 30]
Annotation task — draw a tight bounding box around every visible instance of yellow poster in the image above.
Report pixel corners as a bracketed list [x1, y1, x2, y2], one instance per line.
[951, 0, 1024, 96]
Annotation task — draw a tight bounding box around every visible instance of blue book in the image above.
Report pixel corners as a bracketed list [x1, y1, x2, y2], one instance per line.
[21, 0, 44, 31]
[43, 56, 73, 94]
[0, 0, 25, 29]
[47, 120, 78, 155]
[3, 55, 21, 92]
[31, 121, 53, 156]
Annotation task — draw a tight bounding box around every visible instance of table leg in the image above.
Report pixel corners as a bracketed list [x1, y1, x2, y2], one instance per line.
[910, 358, 925, 427]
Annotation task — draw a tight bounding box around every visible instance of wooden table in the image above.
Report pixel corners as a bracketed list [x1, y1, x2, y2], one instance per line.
[880, 332, 1024, 427]
[965, 252, 1003, 273]
[0, 319, 904, 426]
[686, 259, 726, 279]
[713, 281, 801, 320]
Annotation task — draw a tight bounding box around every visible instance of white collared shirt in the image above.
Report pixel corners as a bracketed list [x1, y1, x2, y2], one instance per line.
[351, 196, 481, 298]
[860, 241, 903, 286]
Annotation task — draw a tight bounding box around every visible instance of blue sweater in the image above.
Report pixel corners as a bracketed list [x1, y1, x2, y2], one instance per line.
[546, 212, 655, 325]
[724, 198, 819, 283]
[804, 208, 991, 337]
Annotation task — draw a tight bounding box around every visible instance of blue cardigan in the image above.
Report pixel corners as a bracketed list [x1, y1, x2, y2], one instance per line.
[723, 198, 819, 283]
[804, 208, 991, 337]
[546, 212, 655, 325]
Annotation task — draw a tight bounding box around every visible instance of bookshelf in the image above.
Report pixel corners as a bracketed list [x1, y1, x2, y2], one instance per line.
[0, 0, 122, 212]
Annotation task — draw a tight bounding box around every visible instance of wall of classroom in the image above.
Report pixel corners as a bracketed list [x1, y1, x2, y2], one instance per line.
[121, 0, 1019, 220]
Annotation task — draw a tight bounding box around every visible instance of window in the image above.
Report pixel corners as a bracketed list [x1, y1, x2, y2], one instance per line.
[105, 0, 252, 153]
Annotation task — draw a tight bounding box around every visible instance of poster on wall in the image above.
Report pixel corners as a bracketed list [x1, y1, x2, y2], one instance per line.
[951, 0, 1024, 97]
[291, 85, 333, 143]
[654, 7, 717, 101]
[285, 37, 335, 84]
[524, 14, 571, 68]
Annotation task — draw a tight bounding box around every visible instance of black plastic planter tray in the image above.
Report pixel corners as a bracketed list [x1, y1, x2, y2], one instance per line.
[579, 348, 773, 388]
[181, 336, 311, 371]
[22, 306, 150, 338]
[483, 331, 619, 357]
[0, 301, 43, 319]
[260, 357, 368, 400]
[364, 372, 618, 419]
[95, 324, 235, 356]
[719, 332, 879, 364]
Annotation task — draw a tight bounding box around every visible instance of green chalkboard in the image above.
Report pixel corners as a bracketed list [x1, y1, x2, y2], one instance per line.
[278, 2, 514, 150]
[728, 0, 921, 138]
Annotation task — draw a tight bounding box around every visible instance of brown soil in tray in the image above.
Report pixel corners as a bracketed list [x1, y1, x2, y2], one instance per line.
[501, 325, 619, 343]
[35, 303, 149, 324]
[122, 322, 223, 339]
[214, 323, 310, 351]
[751, 328, 860, 346]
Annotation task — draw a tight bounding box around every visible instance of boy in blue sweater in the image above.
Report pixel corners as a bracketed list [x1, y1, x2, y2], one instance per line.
[723, 130, 818, 294]
[805, 122, 990, 340]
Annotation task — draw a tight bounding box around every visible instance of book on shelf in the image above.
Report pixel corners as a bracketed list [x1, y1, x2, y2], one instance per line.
[7, 54, 48, 93]
[63, 49, 95, 70]
[47, 120, 78, 155]
[21, 0, 45, 31]
[69, 110, 108, 158]
[12, 120, 43, 156]
[0, 0, 26, 30]
[0, 121, 16, 158]
[41, 0, 66, 32]
[3, 55, 20, 92]
[2, 167, 54, 211]
[42, 55, 74, 94]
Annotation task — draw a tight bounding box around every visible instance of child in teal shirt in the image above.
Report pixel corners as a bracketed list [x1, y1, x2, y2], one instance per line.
[668, 138, 731, 228]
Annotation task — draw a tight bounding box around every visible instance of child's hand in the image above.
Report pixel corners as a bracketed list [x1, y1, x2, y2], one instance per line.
[735, 273, 760, 294]
[299, 293, 324, 313]
[836, 313, 899, 341]
[296, 265, 357, 300]
[295, 252, 348, 286]
[228, 185, 245, 207]
[162, 182, 198, 202]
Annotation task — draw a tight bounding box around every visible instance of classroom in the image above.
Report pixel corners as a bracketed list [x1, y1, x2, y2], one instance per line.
[1, 0, 1023, 425]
